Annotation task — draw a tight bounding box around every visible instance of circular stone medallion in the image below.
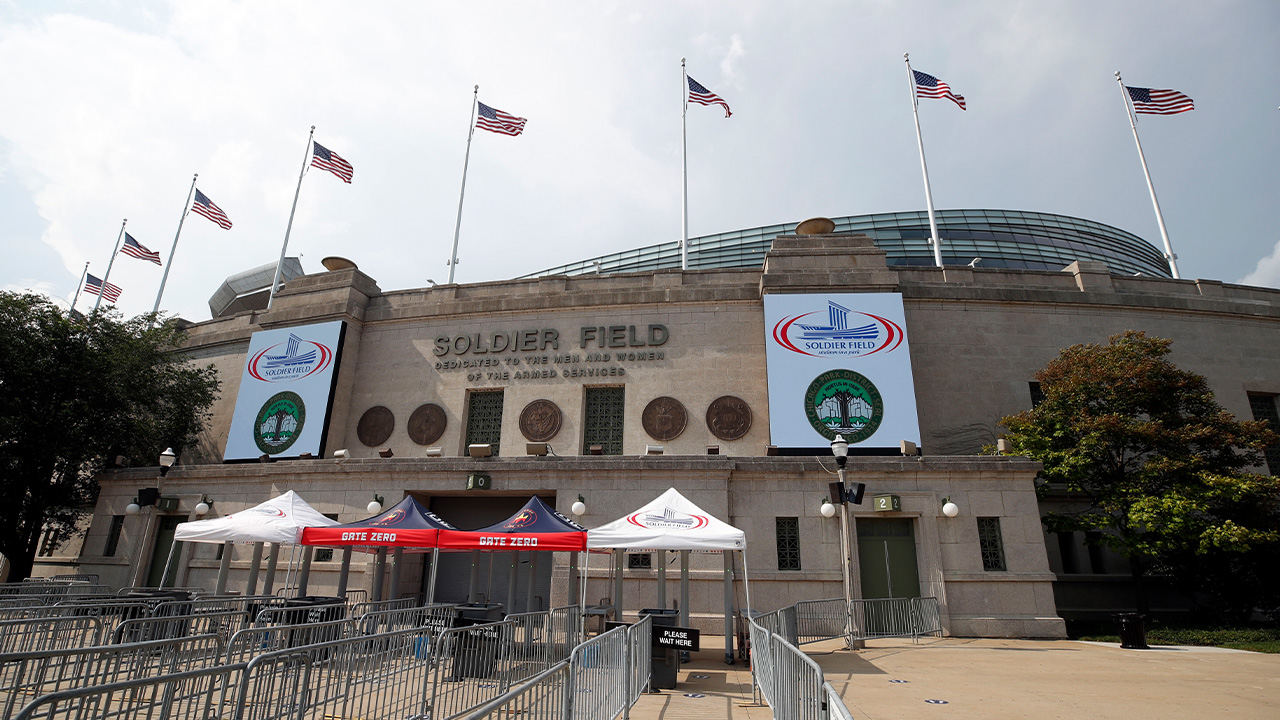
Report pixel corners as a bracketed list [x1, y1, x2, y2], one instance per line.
[642, 396, 688, 441]
[706, 396, 752, 441]
[254, 391, 306, 455]
[356, 406, 395, 447]
[407, 403, 448, 446]
[519, 399, 563, 442]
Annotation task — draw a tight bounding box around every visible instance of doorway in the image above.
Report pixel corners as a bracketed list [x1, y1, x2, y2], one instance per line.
[856, 517, 921, 599]
[146, 515, 185, 588]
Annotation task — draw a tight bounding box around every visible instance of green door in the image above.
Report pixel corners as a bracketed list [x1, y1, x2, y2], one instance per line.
[856, 518, 921, 599]
[147, 516, 185, 588]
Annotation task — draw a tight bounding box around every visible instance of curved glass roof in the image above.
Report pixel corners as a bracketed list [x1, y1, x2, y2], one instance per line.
[522, 209, 1171, 279]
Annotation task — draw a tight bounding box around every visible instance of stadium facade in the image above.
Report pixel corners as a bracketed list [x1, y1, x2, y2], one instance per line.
[35, 214, 1280, 639]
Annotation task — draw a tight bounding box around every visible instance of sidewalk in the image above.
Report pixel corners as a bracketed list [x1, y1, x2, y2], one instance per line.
[628, 635, 1280, 719]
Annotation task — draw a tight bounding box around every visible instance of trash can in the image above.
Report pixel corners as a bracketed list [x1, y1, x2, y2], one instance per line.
[639, 608, 681, 689]
[1112, 612, 1149, 649]
[126, 590, 194, 640]
[278, 596, 347, 649]
[455, 602, 504, 624]
[450, 611, 504, 679]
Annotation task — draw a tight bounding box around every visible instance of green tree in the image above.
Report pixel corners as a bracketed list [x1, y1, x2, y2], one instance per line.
[1000, 331, 1280, 614]
[0, 292, 220, 580]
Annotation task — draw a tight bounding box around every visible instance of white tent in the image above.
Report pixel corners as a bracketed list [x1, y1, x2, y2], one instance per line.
[586, 488, 750, 664]
[170, 490, 338, 594]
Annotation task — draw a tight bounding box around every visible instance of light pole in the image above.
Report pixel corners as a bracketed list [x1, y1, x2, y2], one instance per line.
[829, 435, 865, 649]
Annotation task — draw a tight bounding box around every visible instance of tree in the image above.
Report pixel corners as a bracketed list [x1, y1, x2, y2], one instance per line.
[1000, 331, 1280, 614]
[0, 292, 220, 580]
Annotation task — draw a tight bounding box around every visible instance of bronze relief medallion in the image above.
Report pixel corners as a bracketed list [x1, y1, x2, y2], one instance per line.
[356, 406, 395, 447]
[706, 395, 752, 441]
[642, 396, 688, 441]
[519, 399, 563, 442]
[407, 403, 448, 446]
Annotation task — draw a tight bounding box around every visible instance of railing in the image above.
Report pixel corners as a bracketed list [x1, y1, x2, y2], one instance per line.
[824, 681, 855, 720]
[749, 607, 856, 720]
[462, 662, 570, 720]
[112, 609, 248, 645]
[0, 616, 103, 653]
[793, 598, 852, 645]
[425, 618, 517, 719]
[225, 617, 355, 664]
[849, 596, 942, 642]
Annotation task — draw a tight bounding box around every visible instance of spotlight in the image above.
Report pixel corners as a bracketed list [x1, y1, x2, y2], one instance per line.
[333, 449, 349, 459]
[468, 444, 492, 458]
[645, 445, 664, 455]
[425, 447, 443, 457]
[900, 440, 918, 456]
[706, 445, 720, 455]
[378, 448, 394, 458]
[526, 442, 550, 456]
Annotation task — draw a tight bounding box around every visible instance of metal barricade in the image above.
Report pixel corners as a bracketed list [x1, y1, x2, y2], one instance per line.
[462, 661, 571, 720]
[549, 604, 582, 662]
[849, 596, 942, 642]
[0, 634, 225, 718]
[823, 681, 856, 720]
[426, 619, 517, 719]
[794, 598, 851, 645]
[350, 597, 416, 616]
[625, 614, 653, 707]
[564, 623, 629, 720]
[112, 609, 247, 645]
[12, 661, 245, 720]
[748, 616, 827, 720]
[225, 617, 356, 664]
[0, 616, 103, 653]
[912, 596, 943, 638]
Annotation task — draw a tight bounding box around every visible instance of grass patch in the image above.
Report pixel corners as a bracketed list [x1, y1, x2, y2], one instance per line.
[1067, 620, 1280, 653]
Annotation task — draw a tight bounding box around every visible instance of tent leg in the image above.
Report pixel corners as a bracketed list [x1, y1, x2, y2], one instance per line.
[246, 542, 264, 596]
[159, 540, 179, 589]
[373, 547, 388, 602]
[527, 551, 540, 612]
[337, 548, 353, 598]
[389, 547, 403, 601]
[215, 542, 233, 595]
[579, 550, 590, 640]
[261, 543, 280, 596]
[426, 548, 440, 604]
[507, 551, 519, 614]
[613, 549, 624, 623]
[468, 550, 480, 603]
[281, 544, 299, 597]
[723, 550, 734, 664]
[567, 552, 580, 610]
[297, 546, 315, 596]
[679, 550, 690, 629]
[656, 550, 667, 609]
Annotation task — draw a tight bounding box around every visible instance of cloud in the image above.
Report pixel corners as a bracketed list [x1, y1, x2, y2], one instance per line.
[720, 34, 746, 79]
[1239, 241, 1280, 289]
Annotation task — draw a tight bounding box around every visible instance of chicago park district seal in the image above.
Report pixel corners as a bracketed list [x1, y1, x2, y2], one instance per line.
[255, 391, 307, 455]
[804, 369, 884, 442]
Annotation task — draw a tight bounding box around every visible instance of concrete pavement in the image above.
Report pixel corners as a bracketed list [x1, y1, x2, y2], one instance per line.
[628, 635, 1280, 719]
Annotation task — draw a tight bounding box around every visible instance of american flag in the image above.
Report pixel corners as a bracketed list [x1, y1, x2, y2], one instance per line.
[1125, 86, 1195, 115]
[913, 70, 966, 110]
[192, 189, 233, 229]
[311, 141, 354, 183]
[84, 274, 122, 302]
[120, 233, 161, 265]
[476, 102, 527, 136]
[687, 75, 732, 117]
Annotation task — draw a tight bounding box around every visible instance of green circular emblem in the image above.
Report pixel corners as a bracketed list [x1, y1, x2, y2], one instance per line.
[254, 391, 307, 455]
[804, 369, 884, 442]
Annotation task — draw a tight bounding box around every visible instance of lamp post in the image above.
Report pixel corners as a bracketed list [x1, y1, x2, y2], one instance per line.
[830, 435, 854, 614]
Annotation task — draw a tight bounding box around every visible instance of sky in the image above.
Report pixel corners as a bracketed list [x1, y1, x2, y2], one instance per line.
[1, 1, 1277, 322]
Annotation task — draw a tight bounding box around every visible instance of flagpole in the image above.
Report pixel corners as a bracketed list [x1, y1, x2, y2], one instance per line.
[905, 54, 944, 269]
[154, 174, 198, 316]
[448, 86, 479, 285]
[94, 219, 127, 313]
[681, 58, 689, 271]
[69, 261, 89, 312]
[269, 127, 315, 310]
[1115, 71, 1181, 279]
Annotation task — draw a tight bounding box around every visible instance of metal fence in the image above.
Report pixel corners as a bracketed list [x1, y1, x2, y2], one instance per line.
[793, 598, 852, 645]
[461, 661, 571, 720]
[849, 596, 942, 642]
[748, 609, 856, 720]
[0, 616, 104, 653]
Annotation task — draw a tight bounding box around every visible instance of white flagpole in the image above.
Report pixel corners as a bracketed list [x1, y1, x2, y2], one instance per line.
[69, 262, 89, 313]
[1115, 71, 1181, 279]
[905, 53, 944, 269]
[269, 127, 315, 310]
[94, 219, 127, 313]
[153, 174, 197, 315]
[681, 58, 689, 271]
[448, 86, 479, 285]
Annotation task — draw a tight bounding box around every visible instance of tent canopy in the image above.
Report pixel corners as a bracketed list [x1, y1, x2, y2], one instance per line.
[586, 487, 745, 551]
[300, 495, 455, 551]
[173, 490, 338, 545]
[436, 495, 587, 551]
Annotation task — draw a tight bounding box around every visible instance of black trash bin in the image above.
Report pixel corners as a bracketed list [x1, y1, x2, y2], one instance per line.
[124, 590, 194, 640]
[278, 596, 347, 648]
[450, 609, 504, 679]
[455, 602, 504, 624]
[1113, 612, 1149, 649]
[639, 608, 681, 690]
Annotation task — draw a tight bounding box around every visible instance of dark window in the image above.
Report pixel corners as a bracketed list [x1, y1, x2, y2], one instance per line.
[583, 387, 625, 455]
[37, 528, 61, 558]
[627, 553, 652, 569]
[976, 517, 1006, 571]
[466, 390, 506, 455]
[1247, 393, 1280, 474]
[1029, 381, 1045, 408]
[1084, 531, 1106, 573]
[104, 515, 125, 557]
[1055, 531, 1078, 574]
[315, 514, 340, 562]
[776, 517, 801, 571]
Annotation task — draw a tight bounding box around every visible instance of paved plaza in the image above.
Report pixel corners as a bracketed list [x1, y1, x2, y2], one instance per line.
[629, 636, 1280, 719]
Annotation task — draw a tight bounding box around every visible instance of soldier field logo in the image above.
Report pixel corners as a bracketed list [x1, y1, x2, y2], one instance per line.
[804, 369, 884, 442]
[254, 391, 306, 455]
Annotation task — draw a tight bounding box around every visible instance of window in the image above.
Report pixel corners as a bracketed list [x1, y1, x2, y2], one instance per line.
[583, 387, 625, 455]
[976, 517, 1006, 571]
[1029, 381, 1045, 408]
[37, 528, 61, 558]
[104, 515, 125, 557]
[1055, 531, 1078, 574]
[776, 517, 801, 571]
[465, 389, 506, 455]
[1247, 393, 1280, 474]
[627, 553, 652, 569]
[315, 513, 340, 562]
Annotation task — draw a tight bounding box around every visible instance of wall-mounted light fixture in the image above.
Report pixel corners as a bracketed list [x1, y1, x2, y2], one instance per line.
[941, 496, 959, 518]
[645, 445, 664, 455]
[298, 452, 316, 460]
[571, 494, 586, 516]
[258, 453, 274, 463]
[820, 497, 836, 518]
[333, 449, 350, 459]
[126, 498, 141, 515]
[900, 440, 918, 456]
[425, 447, 443, 457]
[706, 445, 720, 455]
[468, 444, 492, 458]
[526, 442, 550, 456]
[367, 494, 385, 514]
[378, 447, 394, 458]
[194, 495, 213, 516]
[159, 448, 177, 476]
[587, 445, 604, 455]
[996, 438, 1011, 455]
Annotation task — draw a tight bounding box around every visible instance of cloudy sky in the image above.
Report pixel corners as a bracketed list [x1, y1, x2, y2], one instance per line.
[1, 1, 1277, 321]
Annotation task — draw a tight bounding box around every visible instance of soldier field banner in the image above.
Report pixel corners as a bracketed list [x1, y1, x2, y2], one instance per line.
[224, 321, 347, 461]
[763, 293, 921, 449]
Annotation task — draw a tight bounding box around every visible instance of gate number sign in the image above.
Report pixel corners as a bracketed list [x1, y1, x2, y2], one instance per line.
[654, 626, 700, 651]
